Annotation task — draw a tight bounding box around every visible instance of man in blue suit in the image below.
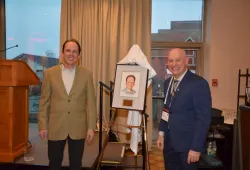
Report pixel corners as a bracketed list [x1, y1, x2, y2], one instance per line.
[157, 48, 212, 170]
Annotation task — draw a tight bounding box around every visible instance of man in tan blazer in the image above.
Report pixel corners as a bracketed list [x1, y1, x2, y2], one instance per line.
[38, 39, 97, 170]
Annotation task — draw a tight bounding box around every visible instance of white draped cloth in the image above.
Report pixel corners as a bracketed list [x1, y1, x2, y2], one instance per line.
[118, 44, 156, 155]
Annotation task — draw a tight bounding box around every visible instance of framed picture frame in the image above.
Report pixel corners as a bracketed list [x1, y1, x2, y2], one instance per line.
[111, 64, 148, 111]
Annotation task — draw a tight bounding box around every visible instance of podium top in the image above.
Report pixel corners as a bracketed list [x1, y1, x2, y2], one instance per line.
[0, 59, 39, 86]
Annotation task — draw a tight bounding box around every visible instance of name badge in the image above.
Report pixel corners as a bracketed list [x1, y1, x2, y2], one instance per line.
[161, 108, 169, 122]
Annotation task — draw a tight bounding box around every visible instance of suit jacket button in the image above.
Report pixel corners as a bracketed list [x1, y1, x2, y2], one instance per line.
[68, 100, 70, 102]
[68, 112, 70, 114]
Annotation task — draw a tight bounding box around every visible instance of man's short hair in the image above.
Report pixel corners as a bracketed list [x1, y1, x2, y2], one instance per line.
[126, 75, 136, 82]
[62, 39, 81, 54]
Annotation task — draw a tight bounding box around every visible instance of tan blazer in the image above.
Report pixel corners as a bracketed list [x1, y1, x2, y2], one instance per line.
[38, 65, 97, 140]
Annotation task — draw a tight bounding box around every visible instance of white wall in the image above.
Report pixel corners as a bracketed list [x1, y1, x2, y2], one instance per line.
[204, 0, 250, 110]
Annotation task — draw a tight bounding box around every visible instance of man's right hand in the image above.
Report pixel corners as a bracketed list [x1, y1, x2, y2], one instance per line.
[39, 130, 48, 140]
[157, 135, 164, 150]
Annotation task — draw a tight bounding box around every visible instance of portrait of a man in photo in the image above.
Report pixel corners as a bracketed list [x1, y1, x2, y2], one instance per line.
[120, 73, 140, 98]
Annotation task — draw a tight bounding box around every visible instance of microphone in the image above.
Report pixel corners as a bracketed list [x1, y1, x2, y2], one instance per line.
[0, 45, 18, 52]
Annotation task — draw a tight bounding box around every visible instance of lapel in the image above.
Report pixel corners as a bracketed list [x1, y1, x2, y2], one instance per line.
[164, 78, 173, 108]
[53, 65, 68, 95]
[55, 64, 80, 97]
[69, 65, 79, 96]
[170, 70, 191, 106]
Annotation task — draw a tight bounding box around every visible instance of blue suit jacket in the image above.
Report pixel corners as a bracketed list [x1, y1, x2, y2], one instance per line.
[159, 70, 212, 152]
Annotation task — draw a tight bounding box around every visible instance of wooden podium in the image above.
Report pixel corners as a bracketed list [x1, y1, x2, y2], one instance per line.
[0, 60, 39, 162]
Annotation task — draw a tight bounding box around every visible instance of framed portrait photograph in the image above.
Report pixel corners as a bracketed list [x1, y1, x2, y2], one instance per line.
[112, 64, 148, 111]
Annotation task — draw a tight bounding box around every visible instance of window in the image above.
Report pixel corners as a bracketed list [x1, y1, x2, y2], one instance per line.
[6, 0, 61, 122]
[152, 0, 204, 42]
[185, 49, 195, 56]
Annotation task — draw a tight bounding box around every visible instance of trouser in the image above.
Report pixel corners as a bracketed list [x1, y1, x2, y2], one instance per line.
[163, 147, 198, 170]
[48, 136, 85, 170]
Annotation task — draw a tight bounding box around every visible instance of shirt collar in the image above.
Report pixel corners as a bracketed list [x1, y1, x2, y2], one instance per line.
[60, 63, 76, 72]
[174, 69, 188, 82]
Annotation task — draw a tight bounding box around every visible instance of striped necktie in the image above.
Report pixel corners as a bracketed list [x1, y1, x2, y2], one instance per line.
[171, 80, 179, 96]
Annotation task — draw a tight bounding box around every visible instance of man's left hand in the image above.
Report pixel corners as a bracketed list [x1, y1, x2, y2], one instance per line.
[86, 129, 95, 143]
[187, 150, 201, 164]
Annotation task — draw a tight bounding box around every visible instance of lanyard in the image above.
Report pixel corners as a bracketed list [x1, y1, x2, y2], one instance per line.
[164, 76, 174, 105]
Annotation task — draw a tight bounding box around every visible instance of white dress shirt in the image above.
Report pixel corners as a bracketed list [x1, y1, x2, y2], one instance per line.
[61, 64, 76, 95]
